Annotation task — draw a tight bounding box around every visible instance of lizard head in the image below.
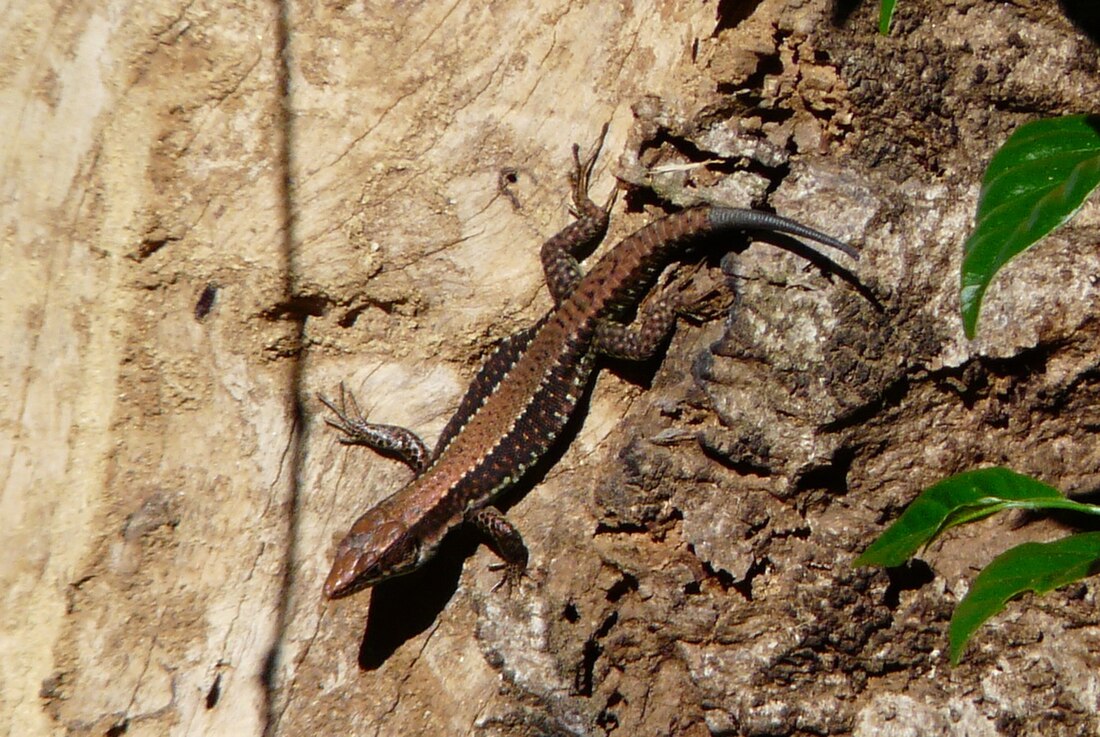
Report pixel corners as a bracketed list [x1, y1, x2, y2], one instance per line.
[323, 508, 420, 599]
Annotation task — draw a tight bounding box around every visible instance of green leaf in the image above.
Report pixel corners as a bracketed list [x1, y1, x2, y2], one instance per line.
[854, 467, 1064, 568]
[878, 0, 897, 34]
[961, 114, 1100, 338]
[950, 532, 1100, 664]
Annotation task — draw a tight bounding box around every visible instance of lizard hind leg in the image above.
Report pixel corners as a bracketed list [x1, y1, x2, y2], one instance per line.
[593, 275, 688, 362]
[318, 384, 432, 474]
[595, 264, 735, 360]
[540, 122, 617, 305]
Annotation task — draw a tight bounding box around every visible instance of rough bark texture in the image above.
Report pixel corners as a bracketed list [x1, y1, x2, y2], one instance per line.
[4, 1, 1100, 736]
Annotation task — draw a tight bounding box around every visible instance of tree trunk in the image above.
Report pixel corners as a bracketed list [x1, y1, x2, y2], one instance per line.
[3, 1, 1099, 736]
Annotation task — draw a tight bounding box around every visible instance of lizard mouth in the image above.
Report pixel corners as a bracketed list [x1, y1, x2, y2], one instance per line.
[323, 571, 371, 600]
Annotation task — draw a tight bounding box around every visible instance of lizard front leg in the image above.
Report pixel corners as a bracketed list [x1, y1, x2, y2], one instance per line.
[465, 505, 530, 591]
[318, 385, 431, 475]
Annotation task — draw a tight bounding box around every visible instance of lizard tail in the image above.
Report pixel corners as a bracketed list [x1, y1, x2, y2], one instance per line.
[708, 207, 859, 260]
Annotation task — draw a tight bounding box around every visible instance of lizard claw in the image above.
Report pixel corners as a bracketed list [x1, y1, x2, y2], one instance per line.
[488, 562, 540, 594]
[568, 122, 613, 217]
[318, 383, 373, 444]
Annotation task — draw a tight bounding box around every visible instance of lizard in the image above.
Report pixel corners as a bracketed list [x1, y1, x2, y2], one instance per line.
[320, 124, 857, 600]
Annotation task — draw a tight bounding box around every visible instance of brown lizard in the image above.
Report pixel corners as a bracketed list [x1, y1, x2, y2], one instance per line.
[321, 125, 857, 599]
